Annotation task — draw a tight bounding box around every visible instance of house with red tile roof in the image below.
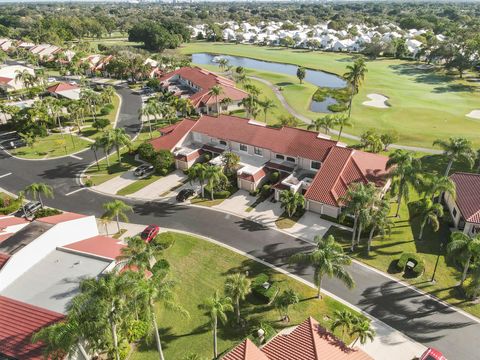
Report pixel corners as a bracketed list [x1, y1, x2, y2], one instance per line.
[157, 66, 248, 115]
[149, 114, 390, 218]
[47, 82, 81, 100]
[445, 172, 480, 236]
[222, 317, 372, 360]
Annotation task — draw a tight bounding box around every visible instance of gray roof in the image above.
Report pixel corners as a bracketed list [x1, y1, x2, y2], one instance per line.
[1, 249, 111, 314]
[0, 221, 53, 255]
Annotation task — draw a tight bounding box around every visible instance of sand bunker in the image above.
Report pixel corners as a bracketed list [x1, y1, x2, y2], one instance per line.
[466, 110, 480, 120]
[362, 94, 390, 109]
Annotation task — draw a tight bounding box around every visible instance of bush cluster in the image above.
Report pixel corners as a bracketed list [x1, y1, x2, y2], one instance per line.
[252, 273, 279, 304]
[34, 208, 62, 219]
[397, 252, 425, 277]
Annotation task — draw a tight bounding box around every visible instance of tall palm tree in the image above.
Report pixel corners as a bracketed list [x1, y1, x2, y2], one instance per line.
[240, 95, 258, 119]
[387, 149, 423, 217]
[210, 85, 223, 115]
[221, 151, 240, 176]
[350, 319, 376, 348]
[224, 273, 251, 325]
[24, 182, 54, 208]
[416, 198, 444, 240]
[447, 232, 480, 286]
[188, 163, 208, 197]
[217, 58, 229, 72]
[330, 309, 356, 342]
[90, 139, 102, 171]
[307, 115, 336, 135]
[433, 137, 476, 176]
[219, 97, 232, 114]
[279, 190, 305, 218]
[140, 102, 155, 139]
[340, 182, 377, 251]
[367, 199, 394, 254]
[290, 235, 354, 299]
[200, 290, 233, 359]
[343, 58, 368, 118]
[102, 199, 133, 232]
[99, 131, 113, 167]
[333, 113, 352, 140]
[260, 99, 276, 123]
[421, 173, 456, 203]
[117, 235, 163, 272]
[107, 128, 132, 163]
[205, 165, 228, 200]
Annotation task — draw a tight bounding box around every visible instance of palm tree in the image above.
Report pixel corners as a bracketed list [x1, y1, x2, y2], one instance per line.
[433, 137, 476, 176]
[421, 173, 456, 203]
[476, 149, 480, 173]
[205, 165, 228, 200]
[102, 199, 133, 232]
[343, 58, 368, 118]
[219, 97, 232, 114]
[447, 232, 480, 286]
[210, 85, 223, 115]
[99, 131, 113, 167]
[240, 95, 258, 119]
[333, 113, 352, 140]
[118, 235, 163, 272]
[416, 198, 444, 240]
[221, 151, 240, 176]
[24, 182, 54, 208]
[188, 163, 208, 197]
[107, 128, 132, 163]
[260, 99, 276, 123]
[350, 319, 376, 348]
[217, 58, 229, 72]
[200, 290, 233, 359]
[273, 289, 299, 322]
[387, 149, 423, 217]
[290, 235, 354, 299]
[279, 190, 305, 218]
[366, 199, 394, 254]
[90, 139, 102, 171]
[307, 115, 336, 134]
[340, 182, 377, 251]
[330, 309, 356, 342]
[140, 102, 155, 139]
[224, 273, 251, 325]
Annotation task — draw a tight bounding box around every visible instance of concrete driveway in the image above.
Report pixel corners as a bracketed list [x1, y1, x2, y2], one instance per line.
[94, 170, 138, 195]
[128, 170, 187, 199]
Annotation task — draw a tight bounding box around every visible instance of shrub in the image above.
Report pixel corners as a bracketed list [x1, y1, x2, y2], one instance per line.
[137, 142, 156, 162]
[252, 273, 279, 304]
[34, 208, 62, 219]
[99, 105, 114, 116]
[84, 178, 93, 187]
[154, 149, 174, 174]
[260, 184, 272, 198]
[92, 117, 110, 131]
[204, 188, 231, 199]
[397, 252, 425, 277]
[127, 320, 149, 342]
[0, 194, 21, 215]
[268, 171, 280, 184]
[152, 232, 176, 250]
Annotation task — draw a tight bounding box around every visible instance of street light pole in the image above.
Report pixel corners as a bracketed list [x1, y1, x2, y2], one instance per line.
[431, 243, 444, 283]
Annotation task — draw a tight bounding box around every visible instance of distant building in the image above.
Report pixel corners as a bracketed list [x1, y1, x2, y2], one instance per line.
[0, 64, 35, 92]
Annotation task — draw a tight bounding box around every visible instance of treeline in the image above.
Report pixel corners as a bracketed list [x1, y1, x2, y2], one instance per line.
[128, 20, 190, 51]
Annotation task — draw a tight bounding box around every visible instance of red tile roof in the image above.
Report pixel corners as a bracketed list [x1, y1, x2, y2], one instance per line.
[450, 172, 480, 223]
[0, 233, 13, 243]
[0, 76, 12, 84]
[149, 119, 197, 151]
[222, 317, 372, 360]
[0, 252, 10, 269]
[0, 296, 64, 360]
[305, 147, 389, 207]
[46, 82, 79, 93]
[0, 216, 29, 230]
[239, 167, 267, 183]
[222, 339, 269, 360]
[62, 235, 125, 261]
[36, 212, 87, 225]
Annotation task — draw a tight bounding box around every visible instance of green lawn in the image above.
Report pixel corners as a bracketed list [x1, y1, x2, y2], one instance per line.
[325, 152, 480, 318]
[10, 133, 91, 159]
[85, 151, 141, 186]
[116, 174, 162, 196]
[80, 93, 121, 140]
[131, 232, 361, 360]
[181, 43, 480, 148]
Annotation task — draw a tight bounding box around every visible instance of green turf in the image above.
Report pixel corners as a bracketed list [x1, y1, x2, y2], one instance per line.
[81, 94, 121, 140]
[131, 232, 361, 359]
[10, 133, 90, 159]
[116, 174, 163, 196]
[180, 43, 480, 148]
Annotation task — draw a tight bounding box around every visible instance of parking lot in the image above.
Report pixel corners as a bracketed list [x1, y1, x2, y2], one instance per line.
[0, 131, 24, 151]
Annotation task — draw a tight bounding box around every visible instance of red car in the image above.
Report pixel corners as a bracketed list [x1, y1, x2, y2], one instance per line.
[420, 348, 447, 360]
[140, 225, 159, 243]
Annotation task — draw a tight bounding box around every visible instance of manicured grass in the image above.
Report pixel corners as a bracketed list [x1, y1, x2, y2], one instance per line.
[10, 133, 91, 159]
[131, 232, 360, 359]
[116, 174, 162, 196]
[80, 94, 121, 140]
[85, 152, 141, 186]
[190, 197, 225, 207]
[181, 43, 480, 148]
[324, 153, 480, 318]
[275, 211, 304, 229]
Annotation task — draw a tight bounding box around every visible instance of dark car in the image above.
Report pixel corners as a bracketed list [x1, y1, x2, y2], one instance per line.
[3, 139, 26, 149]
[23, 201, 42, 217]
[176, 188, 196, 202]
[134, 164, 154, 177]
[140, 224, 160, 243]
[420, 348, 447, 360]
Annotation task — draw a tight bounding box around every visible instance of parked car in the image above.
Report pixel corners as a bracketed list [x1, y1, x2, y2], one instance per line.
[23, 201, 42, 217]
[176, 188, 196, 202]
[6, 139, 26, 149]
[134, 164, 154, 177]
[420, 348, 447, 360]
[47, 77, 57, 83]
[140, 224, 159, 243]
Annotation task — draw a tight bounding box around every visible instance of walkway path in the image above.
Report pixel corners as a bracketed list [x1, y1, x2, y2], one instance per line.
[249, 76, 442, 154]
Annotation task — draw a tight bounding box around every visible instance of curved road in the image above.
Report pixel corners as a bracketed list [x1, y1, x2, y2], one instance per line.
[0, 85, 478, 360]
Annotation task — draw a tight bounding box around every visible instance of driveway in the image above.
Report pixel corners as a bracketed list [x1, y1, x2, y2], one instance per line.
[128, 170, 187, 199]
[93, 171, 137, 195]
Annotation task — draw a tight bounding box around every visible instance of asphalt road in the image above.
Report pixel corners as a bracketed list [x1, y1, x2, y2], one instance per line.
[0, 85, 479, 359]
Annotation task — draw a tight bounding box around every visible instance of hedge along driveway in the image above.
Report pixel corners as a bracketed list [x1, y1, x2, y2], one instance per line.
[181, 43, 480, 148]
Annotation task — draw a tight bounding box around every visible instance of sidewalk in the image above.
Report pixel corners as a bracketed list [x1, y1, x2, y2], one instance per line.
[127, 170, 187, 199]
[93, 170, 137, 195]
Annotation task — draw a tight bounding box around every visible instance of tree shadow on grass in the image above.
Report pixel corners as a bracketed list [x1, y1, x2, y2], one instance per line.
[276, 82, 294, 87]
[388, 63, 453, 85]
[433, 83, 478, 93]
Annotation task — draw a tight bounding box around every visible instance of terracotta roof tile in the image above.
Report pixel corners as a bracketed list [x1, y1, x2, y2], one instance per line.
[36, 212, 87, 225]
[149, 119, 197, 151]
[0, 216, 29, 229]
[222, 339, 269, 360]
[0, 296, 64, 360]
[0, 252, 10, 269]
[450, 172, 480, 223]
[62, 235, 125, 261]
[46, 82, 79, 93]
[0, 233, 13, 243]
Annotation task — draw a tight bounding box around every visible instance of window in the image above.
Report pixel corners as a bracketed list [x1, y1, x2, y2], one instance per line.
[286, 156, 296, 163]
[452, 208, 457, 217]
[219, 140, 227, 146]
[311, 161, 321, 170]
[254, 147, 263, 156]
[275, 154, 285, 160]
[239, 144, 248, 152]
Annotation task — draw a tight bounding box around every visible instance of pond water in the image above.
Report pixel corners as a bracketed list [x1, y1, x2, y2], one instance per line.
[191, 53, 347, 89]
[310, 97, 338, 113]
